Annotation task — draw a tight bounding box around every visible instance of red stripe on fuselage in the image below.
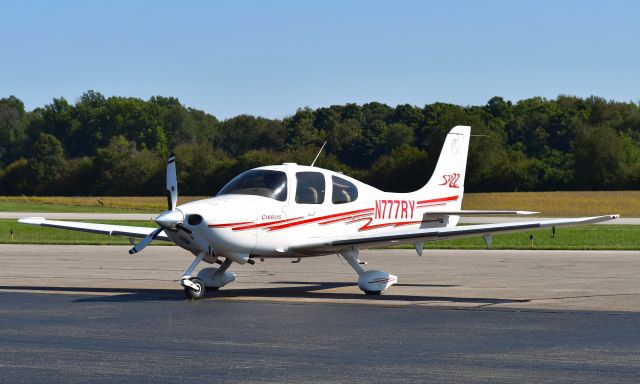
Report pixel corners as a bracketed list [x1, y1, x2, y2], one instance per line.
[416, 203, 447, 209]
[416, 195, 459, 205]
[319, 212, 374, 225]
[267, 208, 374, 231]
[318, 216, 354, 226]
[231, 217, 304, 231]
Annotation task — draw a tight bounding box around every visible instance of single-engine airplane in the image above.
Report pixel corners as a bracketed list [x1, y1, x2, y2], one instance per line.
[19, 126, 619, 299]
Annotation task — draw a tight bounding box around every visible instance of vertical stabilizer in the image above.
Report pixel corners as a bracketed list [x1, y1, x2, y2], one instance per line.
[416, 126, 471, 211]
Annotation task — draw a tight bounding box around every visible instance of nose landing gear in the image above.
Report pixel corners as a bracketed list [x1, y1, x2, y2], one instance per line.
[184, 277, 206, 300]
[180, 252, 236, 300]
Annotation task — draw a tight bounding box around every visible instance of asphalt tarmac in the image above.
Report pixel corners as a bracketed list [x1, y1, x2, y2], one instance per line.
[1, 245, 639, 383]
[1, 291, 639, 384]
[1, 245, 639, 312]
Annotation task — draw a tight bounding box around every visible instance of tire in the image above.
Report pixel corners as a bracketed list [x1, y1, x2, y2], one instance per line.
[364, 290, 382, 296]
[184, 278, 206, 300]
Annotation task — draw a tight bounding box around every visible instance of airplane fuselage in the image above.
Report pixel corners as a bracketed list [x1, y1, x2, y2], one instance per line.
[169, 163, 462, 261]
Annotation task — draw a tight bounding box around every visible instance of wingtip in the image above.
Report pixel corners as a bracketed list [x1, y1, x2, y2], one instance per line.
[18, 217, 46, 224]
[592, 214, 619, 222]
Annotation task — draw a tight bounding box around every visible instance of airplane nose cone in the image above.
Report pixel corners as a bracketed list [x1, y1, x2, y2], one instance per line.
[155, 209, 184, 228]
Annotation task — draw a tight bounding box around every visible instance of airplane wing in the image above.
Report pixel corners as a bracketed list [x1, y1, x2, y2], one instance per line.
[290, 215, 619, 254]
[18, 217, 171, 241]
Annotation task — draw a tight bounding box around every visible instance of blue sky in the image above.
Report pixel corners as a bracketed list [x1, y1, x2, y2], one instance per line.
[0, 0, 638, 119]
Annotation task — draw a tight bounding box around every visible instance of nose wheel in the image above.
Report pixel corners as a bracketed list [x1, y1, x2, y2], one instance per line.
[180, 252, 207, 300]
[184, 278, 205, 300]
[180, 252, 235, 300]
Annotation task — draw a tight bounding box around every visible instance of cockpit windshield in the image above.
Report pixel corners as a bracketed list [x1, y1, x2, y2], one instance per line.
[217, 170, 288, 201]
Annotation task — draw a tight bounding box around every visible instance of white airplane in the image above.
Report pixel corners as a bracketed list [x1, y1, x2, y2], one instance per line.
[19, 126, 618, 299]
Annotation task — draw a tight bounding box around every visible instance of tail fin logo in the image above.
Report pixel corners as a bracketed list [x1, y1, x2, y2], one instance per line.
[450, 138, 459, 154]
[439, 173, 460, 188]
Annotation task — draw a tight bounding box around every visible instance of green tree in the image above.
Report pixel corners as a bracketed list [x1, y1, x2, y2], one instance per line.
[53, 157, 95, 195]
[102, 97, 168, 155]
[217, 115, 286, 156]
[364, 145, 430, 192]
[174, 143, 236, 195]
[1, 92, 639, 195]
[0, 96, 27, 166]
[574, 124, 627, 189]
[93, 136, 163, 195]
[28, 133, 65, 193]
[285, 107, 322, 150]
[0, 158, 30, 194]
[73, 90, 107, 156]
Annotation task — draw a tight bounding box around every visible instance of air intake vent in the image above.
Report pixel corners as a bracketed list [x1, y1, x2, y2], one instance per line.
[187, 214, 203, 226]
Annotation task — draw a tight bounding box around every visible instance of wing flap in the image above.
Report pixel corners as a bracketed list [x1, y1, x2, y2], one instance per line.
[18, 217, 170, 241]
[290, 215, 619, 253]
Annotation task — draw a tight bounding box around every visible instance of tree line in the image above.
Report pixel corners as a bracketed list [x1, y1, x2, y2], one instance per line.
[1, 91, 639, 196]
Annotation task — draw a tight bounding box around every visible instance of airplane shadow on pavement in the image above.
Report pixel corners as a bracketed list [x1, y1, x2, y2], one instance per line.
[0, 283, 529, 305]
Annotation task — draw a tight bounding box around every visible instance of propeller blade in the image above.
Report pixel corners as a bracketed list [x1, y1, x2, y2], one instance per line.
[166, 152, 177, 211]
[129, 227, 163, 254]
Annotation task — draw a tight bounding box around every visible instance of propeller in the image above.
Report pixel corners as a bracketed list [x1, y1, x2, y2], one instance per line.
[129, 227, 163, 254]
[166, 153, 177, 211]
[129, 153, 182, 255]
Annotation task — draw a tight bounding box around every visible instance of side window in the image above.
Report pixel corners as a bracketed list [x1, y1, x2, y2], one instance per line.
[295, 172, 325, 204]
[332, 176, 358, 204]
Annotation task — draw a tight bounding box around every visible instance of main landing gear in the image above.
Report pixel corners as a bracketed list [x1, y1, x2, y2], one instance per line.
[180, 251, 236, 300]
[339, 248, 397, 295]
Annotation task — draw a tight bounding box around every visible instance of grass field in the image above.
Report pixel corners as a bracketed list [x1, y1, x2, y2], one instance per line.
[0, 196, 205, 213]
[0, 201, 155, 213]
[2, 219, 639, 249]
[1, 191, 637, 216]
[463, 191, 640, 217]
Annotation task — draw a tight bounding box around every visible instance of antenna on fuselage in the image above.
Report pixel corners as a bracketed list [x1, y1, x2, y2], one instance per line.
[310, 141, 327, 167]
